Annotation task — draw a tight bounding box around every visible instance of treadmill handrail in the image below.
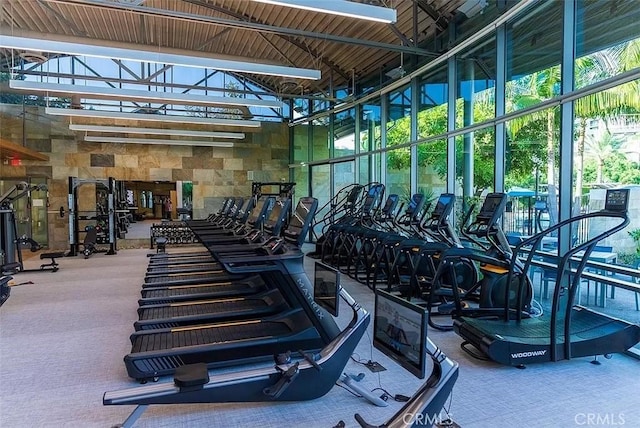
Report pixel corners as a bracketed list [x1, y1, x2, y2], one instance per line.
[507, 209, 629, 360]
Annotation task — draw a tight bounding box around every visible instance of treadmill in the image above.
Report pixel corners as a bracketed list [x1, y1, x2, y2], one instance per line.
[146, 196, 274, 271]
[134, 288, 290, 330]
[104, 286, 370, 428]
[124, 197, 326, 381]
[142, 198, 288, 286]
[139, 198, 320, 325]
[139, 275, 268, 305]
[454, 189, 640, 366]
[189, 197, 252, 235]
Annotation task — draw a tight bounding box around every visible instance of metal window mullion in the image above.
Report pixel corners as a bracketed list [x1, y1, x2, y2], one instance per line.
[329, 111, 335, 199]
[381, 93, 389, 190]
[355, 104, 361, 183]
[559, 0, 577, 253]
[411, 77, 418, 195]
[494, 25, 507, 193]
[447, 56, 456, 194]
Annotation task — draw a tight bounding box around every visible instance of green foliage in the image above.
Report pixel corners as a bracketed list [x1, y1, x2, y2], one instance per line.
[367, 38, 640, 195]
[603, 154, 640, 184]
[629, 229, 640, 258]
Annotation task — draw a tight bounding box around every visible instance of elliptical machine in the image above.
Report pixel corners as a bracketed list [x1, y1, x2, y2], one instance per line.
[428, 193, 535, 327]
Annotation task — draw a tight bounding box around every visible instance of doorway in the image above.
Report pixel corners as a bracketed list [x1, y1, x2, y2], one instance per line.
[123, 181, 177, 221]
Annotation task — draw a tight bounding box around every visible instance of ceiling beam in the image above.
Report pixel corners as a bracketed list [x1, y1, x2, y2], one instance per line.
[0, 31, 321, 80]
[414, 0, 449, 32]
[250, 0, 397, 23]
[10, 80, 284, 109]
[42, 0, 435, 56]
[182, 0, 346, 92]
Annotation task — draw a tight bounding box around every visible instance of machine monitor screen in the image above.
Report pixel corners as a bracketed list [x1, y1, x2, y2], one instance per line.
[382, 195, 399, 215]
[313, 262, 340, 317]
[478, 193, 506, 220]
[290, 199, 312, 229]
[374, 290, 428, 379]
[247, 198, 265, 223]
[604, 189, 629, 212]
[264, 199, 284, 226]
[432, 193, 454, 219]
[406, 194, 425, 219]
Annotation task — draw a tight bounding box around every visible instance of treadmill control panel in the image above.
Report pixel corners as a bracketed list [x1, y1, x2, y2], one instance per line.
[604, 189, 629, 212]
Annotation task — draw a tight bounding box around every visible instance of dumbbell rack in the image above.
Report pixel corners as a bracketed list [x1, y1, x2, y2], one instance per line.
[149, 222, 197, 249]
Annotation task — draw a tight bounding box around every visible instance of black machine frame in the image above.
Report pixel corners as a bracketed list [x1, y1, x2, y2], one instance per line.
[67, 176, 118, 257]
[454, 188, 640, 366]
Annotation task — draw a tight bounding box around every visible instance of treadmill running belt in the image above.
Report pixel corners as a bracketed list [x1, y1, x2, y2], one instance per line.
[141, 282, 263, 299]
[131, 320, 291, 352]
[462, 308, 632, 342]
[143, 272, 239, 286]
[138, 296, 279, 320]
[148, 257, 216, 266]
[146, 264, 221, 275]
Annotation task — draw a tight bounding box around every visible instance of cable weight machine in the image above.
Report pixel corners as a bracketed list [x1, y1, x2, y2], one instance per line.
[0, 182, 64, 275]
[67, 176, 117, 257]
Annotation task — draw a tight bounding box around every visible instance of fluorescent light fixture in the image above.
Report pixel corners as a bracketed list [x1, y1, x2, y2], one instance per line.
[83, 136, 235, 147]
[45, 107, 261, 128]
[251, 0, 396, 23]
[0, 35, 320, 80]
[10, 80, 283, 109]
[69, 124, 245, 139]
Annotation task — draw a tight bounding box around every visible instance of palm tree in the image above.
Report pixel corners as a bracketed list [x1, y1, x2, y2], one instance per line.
[584, 130, 624, 183]
[573, 39, 640, 205]
[507, 65, 561, 225]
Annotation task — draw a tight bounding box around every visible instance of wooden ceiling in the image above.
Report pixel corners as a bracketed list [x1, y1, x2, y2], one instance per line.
[0, 0, 465, 97]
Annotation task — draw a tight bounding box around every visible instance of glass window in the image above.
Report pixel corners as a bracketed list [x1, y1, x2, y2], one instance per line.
[387, 85, 412, 146]
[358, 155, 370, 185]
[311, 164, 331, 237]
[418, 66, 448, 139]
[576, 1, 640, 89]
[311, 117, 330, 161]
[333, 108, 356, 157]
[293, 98, 310, 118]
[504, 106, 560, 235]
[456, 36, 496, 129]
[361, 99, 382, 151]
[386, 147, 411, 202]
[506, 1, 563, 113]
[417, 139, 447, 200]
[333, 161, 356, 195]
[293, 166, 309, 206]
[293, 124, 309, 164]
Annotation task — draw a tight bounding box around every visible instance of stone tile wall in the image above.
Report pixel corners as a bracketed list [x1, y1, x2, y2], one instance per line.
[1, 105, 289, 250]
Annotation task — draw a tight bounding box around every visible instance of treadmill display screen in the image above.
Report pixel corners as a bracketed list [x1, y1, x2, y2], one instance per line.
[374, 290, 428, 379]
[604, 189, 629, 212]
[314, 262, 340, 317]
